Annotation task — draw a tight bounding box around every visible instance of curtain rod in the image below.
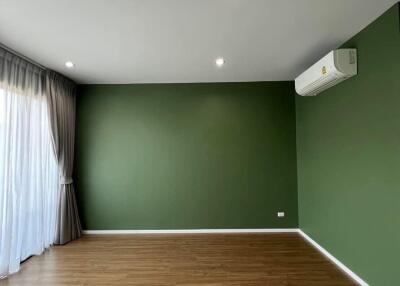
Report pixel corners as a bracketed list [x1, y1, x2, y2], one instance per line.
[0, 43, 47, 70]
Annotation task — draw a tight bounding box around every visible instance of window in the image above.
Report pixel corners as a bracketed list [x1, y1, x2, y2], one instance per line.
[0, 86, 59, 277]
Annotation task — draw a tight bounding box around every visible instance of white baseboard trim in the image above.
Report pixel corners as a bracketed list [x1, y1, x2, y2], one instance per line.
[83, 228, 299, 235]
[298, 230, 368, 286]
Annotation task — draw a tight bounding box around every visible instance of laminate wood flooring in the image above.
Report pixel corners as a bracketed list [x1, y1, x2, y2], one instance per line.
[1, 233, 357, 286]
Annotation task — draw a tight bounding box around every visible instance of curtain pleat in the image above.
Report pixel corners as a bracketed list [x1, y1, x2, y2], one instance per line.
[55, 186, 81, 243]
[45, 71, 81, 245]
[0, 49, 43, 95]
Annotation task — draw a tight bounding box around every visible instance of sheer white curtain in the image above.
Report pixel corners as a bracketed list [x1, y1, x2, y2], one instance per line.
[0, 51, 59, 278]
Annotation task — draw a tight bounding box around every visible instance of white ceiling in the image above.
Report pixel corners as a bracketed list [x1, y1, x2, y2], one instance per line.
[0, 0, 397, 84]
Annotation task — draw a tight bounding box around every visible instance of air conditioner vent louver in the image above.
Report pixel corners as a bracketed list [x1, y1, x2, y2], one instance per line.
[295, 49, 357, 96]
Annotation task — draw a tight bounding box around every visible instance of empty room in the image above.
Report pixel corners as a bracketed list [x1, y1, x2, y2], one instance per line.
[0, 0, 399, 285]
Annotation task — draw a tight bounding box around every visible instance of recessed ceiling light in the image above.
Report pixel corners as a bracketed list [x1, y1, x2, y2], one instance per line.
[65, 61, 74, 68]
[215, 57, 225, 67]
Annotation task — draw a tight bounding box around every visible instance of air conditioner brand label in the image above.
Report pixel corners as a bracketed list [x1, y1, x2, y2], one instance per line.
[322, 66, 327, 75]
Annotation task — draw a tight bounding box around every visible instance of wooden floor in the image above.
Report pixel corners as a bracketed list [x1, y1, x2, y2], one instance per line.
[1, 233, 357, 286]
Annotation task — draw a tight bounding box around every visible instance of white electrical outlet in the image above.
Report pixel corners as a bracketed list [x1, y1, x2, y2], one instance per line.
[277, 212, 285, 218]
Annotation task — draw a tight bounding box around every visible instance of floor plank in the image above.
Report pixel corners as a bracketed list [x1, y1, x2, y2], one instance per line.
[1, 233, 357, 285]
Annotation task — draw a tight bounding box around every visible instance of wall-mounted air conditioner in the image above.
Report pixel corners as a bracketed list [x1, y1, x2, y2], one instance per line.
[295, 49, 357, 96]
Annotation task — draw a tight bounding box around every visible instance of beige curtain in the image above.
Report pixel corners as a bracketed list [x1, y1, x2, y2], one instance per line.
[45, 71, 81, 245]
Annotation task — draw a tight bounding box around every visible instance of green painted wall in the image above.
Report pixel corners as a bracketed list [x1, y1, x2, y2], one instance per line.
[75, 82, 298, 230]
[75, 4, 399, 284]
[296, 4, 400, 286]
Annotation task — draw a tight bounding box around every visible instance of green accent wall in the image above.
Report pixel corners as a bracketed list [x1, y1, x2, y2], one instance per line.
[296, 4, 400, 286]
[75, 4, 399, 284]
[75, 82, 298, 230]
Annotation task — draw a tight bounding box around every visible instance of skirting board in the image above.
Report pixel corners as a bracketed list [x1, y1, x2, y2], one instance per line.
[82, 228, 368, 285]
[298, 230, 368, 286]
[83, 228, 299, 234]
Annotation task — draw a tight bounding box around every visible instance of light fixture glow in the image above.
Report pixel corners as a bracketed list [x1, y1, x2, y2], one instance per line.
[65, 61, 74, 68]
[215, 57, 225, 67]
